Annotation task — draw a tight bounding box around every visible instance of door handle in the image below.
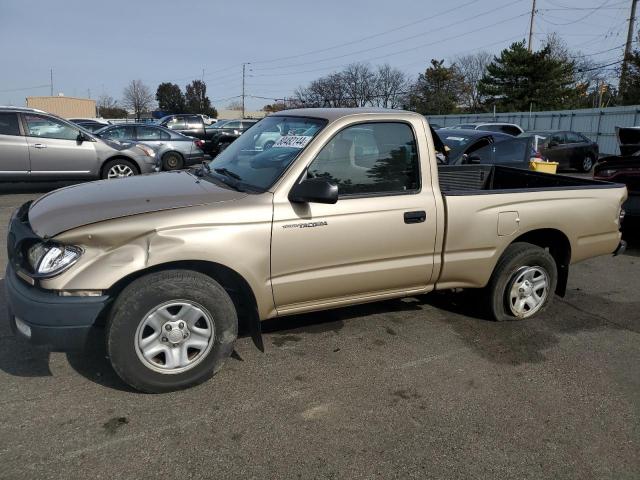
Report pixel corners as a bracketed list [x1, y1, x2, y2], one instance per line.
[404, 211, 426, 224]
[33, 143, 47, 149]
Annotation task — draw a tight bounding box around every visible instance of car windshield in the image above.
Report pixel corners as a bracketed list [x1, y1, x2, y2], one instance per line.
[206, 116, 327, 192]
[438, 132, 477, 158]
[208, 120, 229, 129]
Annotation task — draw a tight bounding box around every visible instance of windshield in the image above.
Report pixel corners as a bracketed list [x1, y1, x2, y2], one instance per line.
[438, 132, 477, 158]
[207, 120, 229, 129]
[206, 116, 327, 191]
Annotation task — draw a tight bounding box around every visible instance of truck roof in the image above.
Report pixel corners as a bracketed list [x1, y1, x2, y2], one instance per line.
[271, 108, 424, 123]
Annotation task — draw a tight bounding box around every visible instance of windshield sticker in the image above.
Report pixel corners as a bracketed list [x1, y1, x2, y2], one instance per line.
[272, 135, 313, 149]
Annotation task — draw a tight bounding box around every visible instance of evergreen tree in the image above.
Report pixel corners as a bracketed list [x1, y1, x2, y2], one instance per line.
[185, 80, 217, 117]
[409, 59, 463, 115]
[156, 83, 185, 114]
[478, 41, 577, 112]
[619, 49, 640, 105]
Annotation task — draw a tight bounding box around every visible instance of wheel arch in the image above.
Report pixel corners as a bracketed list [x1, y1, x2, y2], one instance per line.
[101, 155, 141, 177]
[105, 260, 264, 350]
[509, 228, 571, 296]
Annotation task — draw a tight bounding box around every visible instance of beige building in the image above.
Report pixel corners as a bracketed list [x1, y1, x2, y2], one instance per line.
[26, 96, 96, 118]
[217, 109, 267, 120]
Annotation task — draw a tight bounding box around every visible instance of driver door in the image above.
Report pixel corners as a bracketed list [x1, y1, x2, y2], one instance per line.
[271, 121, 438, 313]
[21, 113, 97, 177]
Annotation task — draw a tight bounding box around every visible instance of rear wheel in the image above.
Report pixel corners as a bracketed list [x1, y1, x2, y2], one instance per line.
[162, 152, 184, 171]
[102, 159, 138, 179]
[486, 242, 557, 321]
[106, 270, 238, 393]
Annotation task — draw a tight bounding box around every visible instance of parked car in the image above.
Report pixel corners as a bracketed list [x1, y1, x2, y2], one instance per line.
[0, 107, 157, 180]
[436, 129, 532, 169]
[95, 123, 207, 170]
[520, 130, 599, 172]
[594, 127, 640, 217]
[205, 118, 258, 153]
[68, 118, 111, 133]
[158, 115, 257, 154]
[5, 109, 626, 393]
[442, 122, 524, 136]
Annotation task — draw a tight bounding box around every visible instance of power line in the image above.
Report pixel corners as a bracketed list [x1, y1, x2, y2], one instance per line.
[249, 0, 480, 66]
[0, 84, 51, 93]
[252, 0, 525, 73]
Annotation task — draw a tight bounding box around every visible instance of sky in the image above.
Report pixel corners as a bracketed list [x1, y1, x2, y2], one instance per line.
[0, 0, 632, 112]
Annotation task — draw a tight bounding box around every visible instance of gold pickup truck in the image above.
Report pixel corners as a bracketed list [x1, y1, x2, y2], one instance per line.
[6, 109, 627, 392]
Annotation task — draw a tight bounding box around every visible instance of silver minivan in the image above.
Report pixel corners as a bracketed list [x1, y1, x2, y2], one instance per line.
[0, 107, 158, 181]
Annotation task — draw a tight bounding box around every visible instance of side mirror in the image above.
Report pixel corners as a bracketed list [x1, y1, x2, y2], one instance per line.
[289, 178, 338, 204]
[77, 131, 88, 143]
[467, 154, 481, 164]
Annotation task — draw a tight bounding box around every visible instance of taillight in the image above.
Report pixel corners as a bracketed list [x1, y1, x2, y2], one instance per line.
[194, 140, 205, 150]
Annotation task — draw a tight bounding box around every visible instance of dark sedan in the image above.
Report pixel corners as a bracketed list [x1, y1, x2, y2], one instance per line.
[95, 123, 207, 170]
[520, 130, 598, 172]
[436, 129, 532, 169]
[594, 127, 640, 217]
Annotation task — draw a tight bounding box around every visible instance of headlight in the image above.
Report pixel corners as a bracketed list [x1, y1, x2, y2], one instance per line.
[137, 144, 156, 157]
[596, 169, 616, 178]
[27, 242, 83, 277]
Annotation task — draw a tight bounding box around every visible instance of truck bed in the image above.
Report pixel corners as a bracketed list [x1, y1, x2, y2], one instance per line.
[438, 165, 618, 195]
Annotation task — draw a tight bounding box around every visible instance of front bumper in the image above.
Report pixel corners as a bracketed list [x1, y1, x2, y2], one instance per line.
[5, 265, 110, 350]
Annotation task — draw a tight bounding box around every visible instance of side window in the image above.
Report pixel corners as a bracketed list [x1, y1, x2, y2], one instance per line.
[566, 132, 583, 143]
[492, 138, 529, 163]
[241, 121, 256, 129]
[23, 114, 79, 140]
[480, 124, 501, 133]
[307, 122, 419, 196]
[137, 126, 168, 140]
[166, 117, 187, 129]
[224, 121, 241, 129]
[550, 132, 566, 145]
[500, 125, 521, 136]
[101, 126, 134, 140]
[0, 113, 20, 136]
[186, 116, 203, 128]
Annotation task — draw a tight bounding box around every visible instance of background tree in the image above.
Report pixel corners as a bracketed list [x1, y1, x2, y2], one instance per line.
[478, 41, 577, 112]
[185, 80, 217, 117]
[156, 82, 185, 114]
[373, 64, 409, 108]
[408, 59, 464, 115]
[226, 100, 243, 110]
[97, 94, 128, 118]
[122, 80, 154, 119]
[341, 62, 377, 107]
[455, 51, 492, 112]
[262, 102, 287, 113]
[618, 49, 640, 105]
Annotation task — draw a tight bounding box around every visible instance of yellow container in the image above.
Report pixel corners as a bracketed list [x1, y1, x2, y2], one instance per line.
[529, 160, 558, 174]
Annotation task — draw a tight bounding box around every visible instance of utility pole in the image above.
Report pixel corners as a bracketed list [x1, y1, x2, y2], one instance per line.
[50, 68, 53, 96]
[241, 63, 249, 119]
[528, 0, 537, 52]
[620, 0, 638, 91]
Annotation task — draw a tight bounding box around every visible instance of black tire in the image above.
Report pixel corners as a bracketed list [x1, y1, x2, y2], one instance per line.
[486, 242, 557, 322]
[579, 154, 595, 173]
[263, 140, 275, 150]
[106, 270, 237, 393]
[162, 152, 184, 171]
[101, 158, 139, 180]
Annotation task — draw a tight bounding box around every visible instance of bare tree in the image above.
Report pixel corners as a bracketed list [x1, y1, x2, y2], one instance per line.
[342, 63, 377, 107]
[455, 51, 492, 112]
[122, 80, 154, 119]
[373, 64, 409, 108]
[226, 100, 243, 110]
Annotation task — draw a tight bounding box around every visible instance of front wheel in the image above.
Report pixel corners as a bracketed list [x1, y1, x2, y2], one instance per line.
[102, 159, 138, 179]
[580, 155, 594, 173]
[486, 242, 557, 321]
[106, 270, 237, 393]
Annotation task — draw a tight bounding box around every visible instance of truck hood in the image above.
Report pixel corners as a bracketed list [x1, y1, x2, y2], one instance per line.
[28, 171, 247, 238]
